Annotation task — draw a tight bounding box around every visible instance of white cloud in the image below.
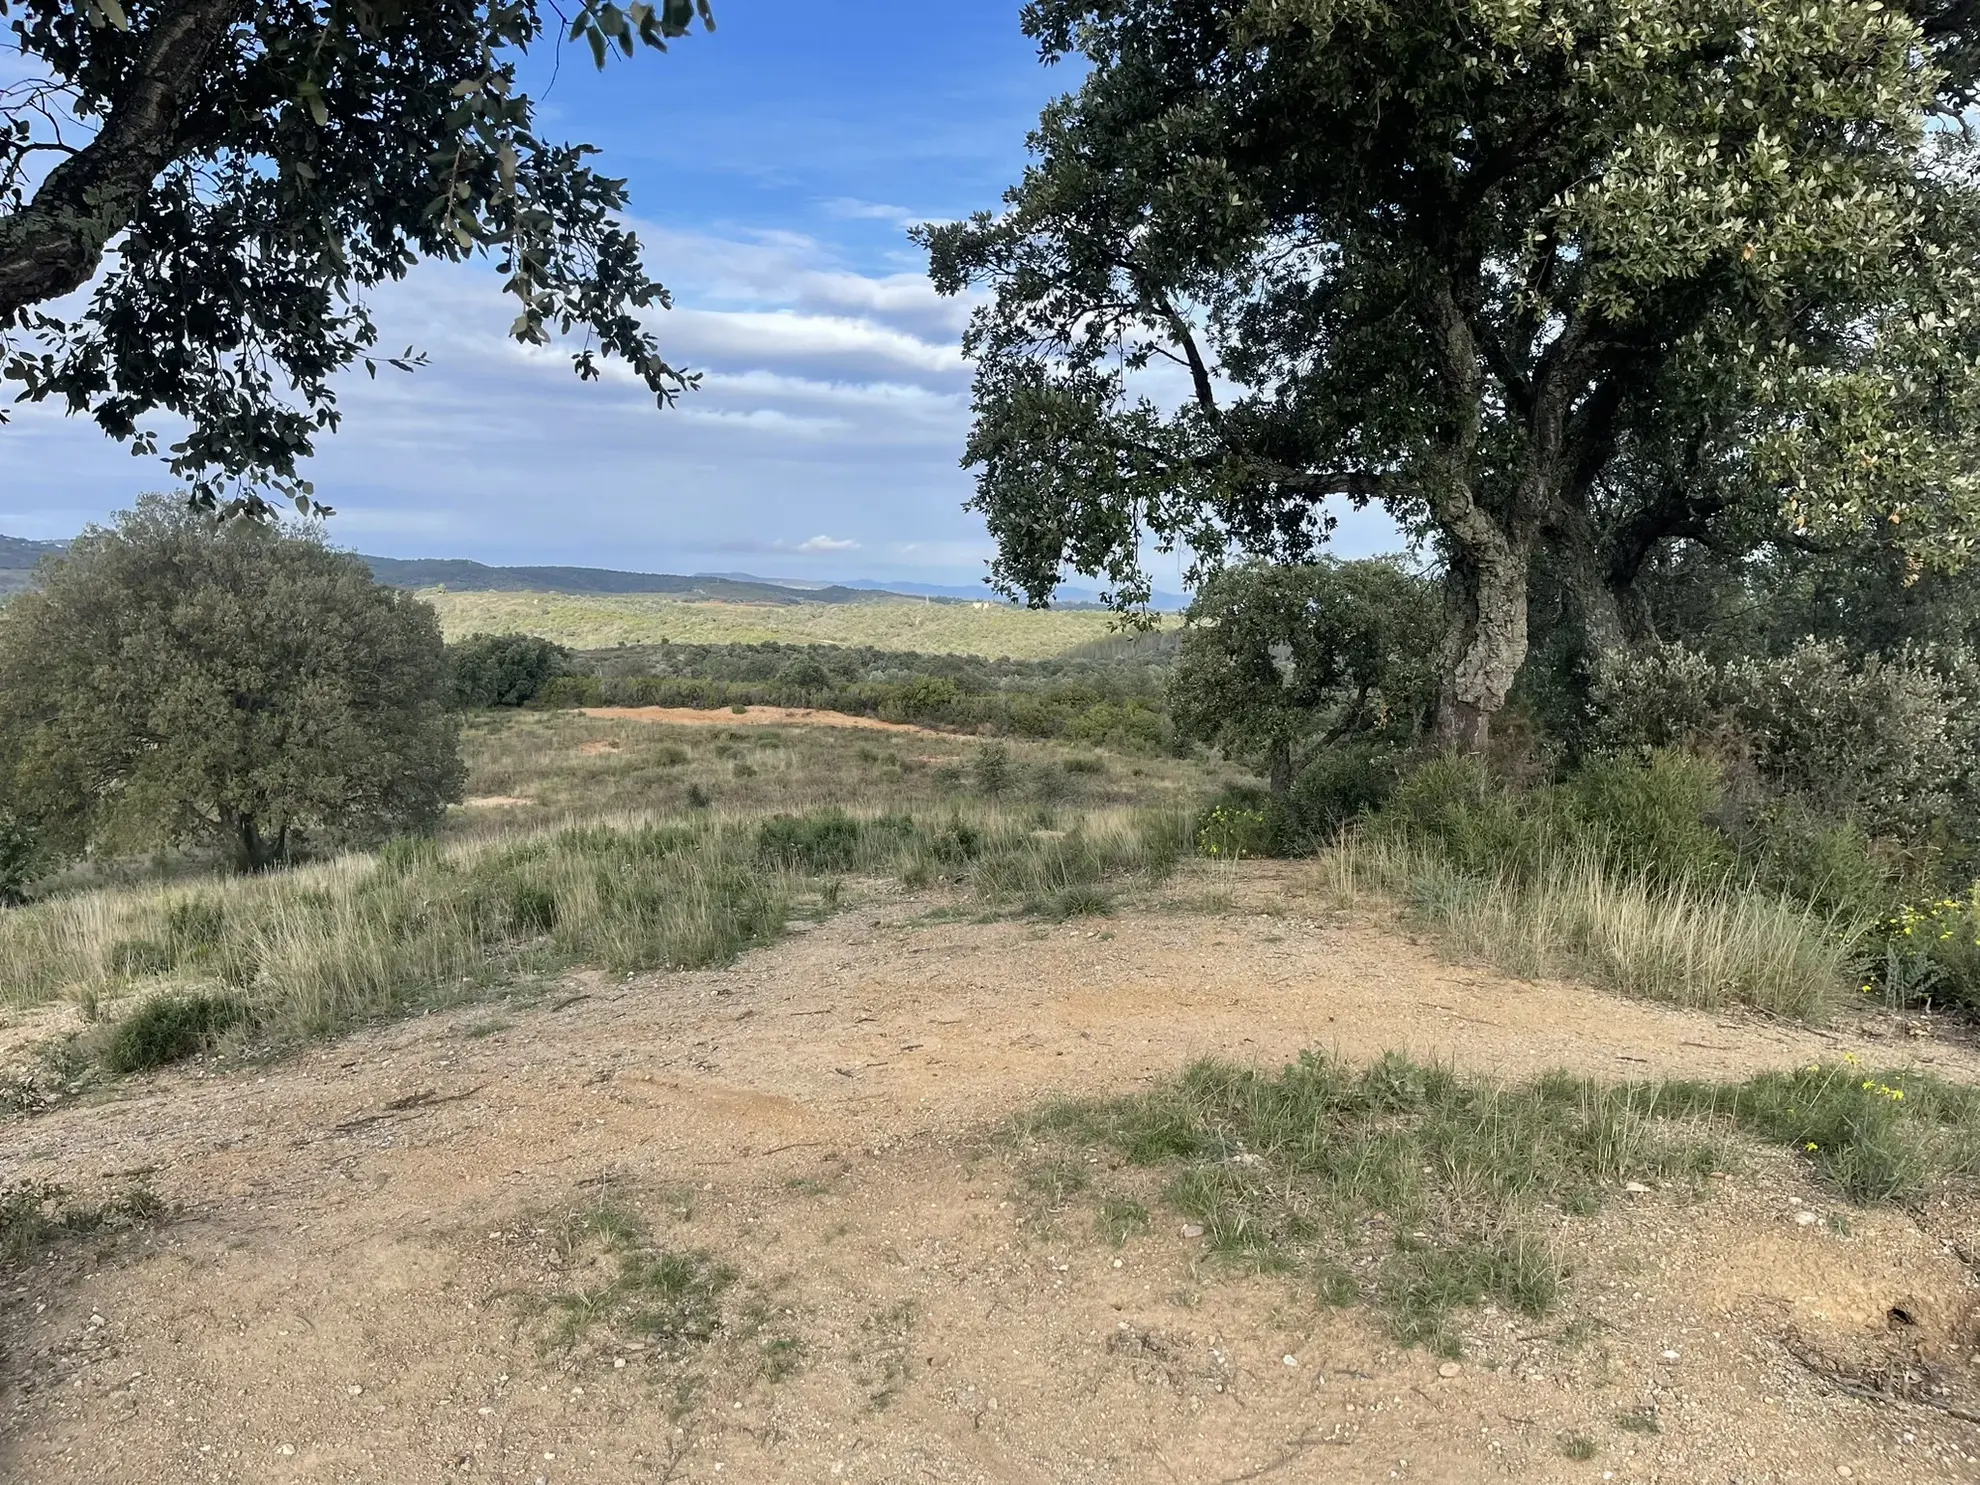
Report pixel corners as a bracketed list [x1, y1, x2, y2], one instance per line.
[797, 534, 860, 552]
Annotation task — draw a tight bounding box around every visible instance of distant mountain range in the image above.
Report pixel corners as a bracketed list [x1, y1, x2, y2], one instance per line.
[0, 534, 1186, 610]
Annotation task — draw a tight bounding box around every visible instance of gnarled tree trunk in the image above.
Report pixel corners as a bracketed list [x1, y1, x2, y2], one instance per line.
[1432, 531, 1533, 752]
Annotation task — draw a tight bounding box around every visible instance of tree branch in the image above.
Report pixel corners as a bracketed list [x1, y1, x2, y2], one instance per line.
[0, 0, 244, 323]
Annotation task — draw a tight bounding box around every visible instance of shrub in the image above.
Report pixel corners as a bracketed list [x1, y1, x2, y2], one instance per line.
[1378, 754, 1552, 879]
[1557, 750, 1732, 887]
[1592, 640, 1980, 850]
[1740, 803, 1895, 925]
[756, 810, 867, 872]
[100, 993, 253, 1074]
[1197, 787, 1281, 859]
[0, 809, 38, 906]
[971, 743, 1014, 797]
[1283, 744, 1402, 850]
[1881, 885, 1980, 1015]
[450, 632, 573, 708]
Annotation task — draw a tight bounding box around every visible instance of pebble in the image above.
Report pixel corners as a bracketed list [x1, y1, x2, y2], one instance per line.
[1795, 1211, 1822, 1227]
[1438, 1362, 1461, 1379]
[1181, 1224, 1205, 1239]
[1661, 1350, 1681, 1360]
[1838, 1468, 1853, 1479]
[348, 1385, 363, 1396]
[1282, 1355, 1299, 1368]
[1624, 1182, 1651, 1194]
[277, 1445, 294, 1457]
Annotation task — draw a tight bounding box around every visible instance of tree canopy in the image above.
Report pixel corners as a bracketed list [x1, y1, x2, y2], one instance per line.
[0, 0, 713, 514]
[0, 494, 464, 871]
[924, 0, 1980, 749]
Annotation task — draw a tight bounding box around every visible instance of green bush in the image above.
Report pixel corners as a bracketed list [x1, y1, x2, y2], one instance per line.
[1741, 804, 1895, 924]
[100, 993, 253, 1074]
[1196, 787, 1282, 859]
[1558, 750, 1733, 887]
[1378, 754, 1551, 878]
[1284, 744, 1401, 849]
[0, 808, 38, 906]
[755, 810, 878, 872]
[450, 632, 573, 708]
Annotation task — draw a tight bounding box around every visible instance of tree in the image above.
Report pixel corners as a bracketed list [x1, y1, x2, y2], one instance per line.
[1170, 559, 1437, 792]
[0, 494, 464, 870]
[924, 0, 1980, 750]
[449, 631, 571, 707]
[1, 0, 714, 513]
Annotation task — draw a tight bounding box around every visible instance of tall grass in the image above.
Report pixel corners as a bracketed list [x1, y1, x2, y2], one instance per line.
[0, 804, 1188, 1062]
[1318, 833, 1862, 1021]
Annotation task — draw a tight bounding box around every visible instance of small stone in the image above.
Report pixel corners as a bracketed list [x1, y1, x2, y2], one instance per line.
[614, 1358, 626, 1370]
[1282, 1355, 1299, 1368]
[1181, 1224, 1205, 1239]
[1662, 1350, 1681, 1360]
[1438, 1362, 1461, 1379]
[1624, 1182, 1650, 1194]
[1838, 1468, 1854, 1478]
[348, 1385, 363, 1396]
[277, 1445, 295, 1457]
[1795, 1211, 1822, 1227]
[88, 1314, 105, 1327]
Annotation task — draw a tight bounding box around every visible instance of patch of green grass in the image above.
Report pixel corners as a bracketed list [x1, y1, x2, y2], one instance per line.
[1014, 1047, 1980, 1354]
[1616, 1406, 1661, 1435]
[852, 1299, 918, 1409]
[541, 1198, 739, 1352]
[1097, 1193, 1150, 1246]
[2, 1180, 166, 1275]
[463, 1017, 512, 1039]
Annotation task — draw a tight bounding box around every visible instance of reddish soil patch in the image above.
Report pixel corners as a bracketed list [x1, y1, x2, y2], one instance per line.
[580, 705, 940, 735]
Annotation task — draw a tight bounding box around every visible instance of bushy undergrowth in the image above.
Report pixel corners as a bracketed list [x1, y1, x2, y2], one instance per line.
[0, 805, 1186, 1071]
[1019, 1049, 1980, 1352]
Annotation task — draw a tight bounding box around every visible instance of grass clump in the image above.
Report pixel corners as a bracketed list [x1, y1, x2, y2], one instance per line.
[99, 992, 253, 1073]
[1016, 1048, 1980, 1353]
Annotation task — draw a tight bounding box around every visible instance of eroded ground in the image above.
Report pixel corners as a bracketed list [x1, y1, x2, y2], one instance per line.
[5, 868, 1979, 1484]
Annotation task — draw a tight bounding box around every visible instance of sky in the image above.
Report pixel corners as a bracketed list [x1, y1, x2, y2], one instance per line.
[0, 1, 1398, 588]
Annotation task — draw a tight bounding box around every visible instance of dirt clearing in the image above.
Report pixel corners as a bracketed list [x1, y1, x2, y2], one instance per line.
[579, 705, 942, 735]
[5, 874, 1980, 1483]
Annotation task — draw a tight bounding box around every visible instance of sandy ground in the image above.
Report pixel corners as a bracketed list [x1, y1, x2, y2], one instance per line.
[5, 869, 1980, 1484]
[579, 706, 942, 735]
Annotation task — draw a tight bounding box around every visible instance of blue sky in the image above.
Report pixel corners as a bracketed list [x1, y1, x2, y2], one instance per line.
[1, 2, 1397, 586]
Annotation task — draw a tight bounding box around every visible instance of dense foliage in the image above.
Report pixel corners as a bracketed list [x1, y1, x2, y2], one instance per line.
[1169, 560, 1438, 792]
[0, 0, 714, 512]
[926, 0, 1980, 748]
[449, 631, 572, 708]
[0, 495, 463, 873]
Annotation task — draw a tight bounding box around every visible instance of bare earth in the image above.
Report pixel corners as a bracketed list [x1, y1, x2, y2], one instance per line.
[5, 867, 1980, 1484]
[579, 706, 941, 735]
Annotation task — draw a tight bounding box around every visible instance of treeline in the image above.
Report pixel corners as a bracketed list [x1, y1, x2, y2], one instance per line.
[447, 633, 1176, 752]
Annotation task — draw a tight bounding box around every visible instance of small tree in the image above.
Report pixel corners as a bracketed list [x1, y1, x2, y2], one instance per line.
[1170, 561, 1438, 794]
[449, 632, 571, 708]
[0, 495, 463, 871]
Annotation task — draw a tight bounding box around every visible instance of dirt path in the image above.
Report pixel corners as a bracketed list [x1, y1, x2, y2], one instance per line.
[5, 878, 1979, 1483]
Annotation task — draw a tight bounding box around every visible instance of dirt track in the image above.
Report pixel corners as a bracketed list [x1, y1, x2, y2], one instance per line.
[5, 870, 1980, 1483]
